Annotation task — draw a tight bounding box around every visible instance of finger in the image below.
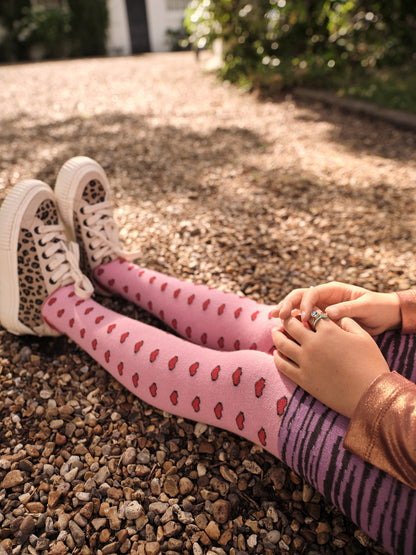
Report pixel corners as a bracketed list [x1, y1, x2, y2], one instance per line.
[278, 289, 308, 319]
[272, 327, 301, 363]
[325, 298, 367, 321]
[273, 350, 300, 382]
[281, 315, 312, 343]
[299, 287, 321, 321]
[338, 316, 369, 336]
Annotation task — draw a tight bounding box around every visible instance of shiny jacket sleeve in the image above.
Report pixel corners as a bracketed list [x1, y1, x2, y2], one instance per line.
[396, 289, 416, 334]
[344, 372, 416, 489]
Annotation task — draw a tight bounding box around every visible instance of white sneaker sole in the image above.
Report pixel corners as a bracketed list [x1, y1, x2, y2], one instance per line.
[0, 180, 52, 335]
[55, 156, 111, 241]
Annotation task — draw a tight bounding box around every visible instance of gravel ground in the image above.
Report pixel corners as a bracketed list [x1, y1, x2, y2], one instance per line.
[0, 52, 415, 555]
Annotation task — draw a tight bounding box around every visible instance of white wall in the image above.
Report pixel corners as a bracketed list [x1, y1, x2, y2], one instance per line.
[145, 0, 187, 52]
[107, 0, 132, 56]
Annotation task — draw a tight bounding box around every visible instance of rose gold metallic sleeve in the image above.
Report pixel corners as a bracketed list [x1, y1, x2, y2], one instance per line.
[344, 372, 416, 489]
[396, 289, 416, 334]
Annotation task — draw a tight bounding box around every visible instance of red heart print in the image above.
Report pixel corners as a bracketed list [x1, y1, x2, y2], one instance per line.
[57, 309, 64, 317]
[128, 264, 134, 270]
[251, 311, 260, 321]
[250, 343, 257, 350]
[218, 337, 224, 348]
[150, 349, 159, 362]
[268, 311, 273, 319]
[132, 373, 139, 387]
[161, 283, 167, 291]
[138, 270, 145, 277]
[136, 292, 141, 301]
[188, 294, 195, 305]
[120, 332, 129, 343]
[76, 299, 85, 306]
[173, 289, 181, 298]
[232, 367, 242, 386]
[69, 318, 75, 328]
[84, 307, 93, 315]
[202, 299, 210, 311]
[159, 310, 164, 320]
[107, 324, 116, 333]
[172, 319, 177, 330]
[96, 268, 104, 276]
[105, 350, 110, 363]
[211, 365, 220, 381]
[80, 328, 86, 338]
[185, 327, 192, 338]
[277, 396, 288, 416]
[218, 304, 225, 315]
[192, 397, 200, 412]
[95, 315, 104, 324]
[236, 412, 245, 430]
[234, 307, 242, 318]
[258, 428, 267, 446]
[48, 297, 57, 306]
[189, 362, 199, 376]
[149, 276, 156, 284]
[123, 286, 128, 293]
[169, 356, 178, 370]
[201, 333, 207, 345]
[234, 339, 240, 350]
[150, 383, 157, 397]
[92, 339, 98, 350]
[214, 402, 223, 419]
[108, 279, 115, 287]
[255, 377, 266, 398]
[68, 290, 75, 297]
[117, 362, 124, 375]
[148, 301, 153, 311]
[134, 340, 144, 353]
[170, 391, 178, 405]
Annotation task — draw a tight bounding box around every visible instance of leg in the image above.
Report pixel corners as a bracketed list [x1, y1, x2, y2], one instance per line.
[54, 156, 278, 354]
[93, 259, 276, 353]
[376, 330, 416, 383]
[42, 285, 416, 555]
[42, 284, 294, 455]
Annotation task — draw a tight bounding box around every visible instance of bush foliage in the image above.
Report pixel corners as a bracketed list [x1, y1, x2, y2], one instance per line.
[184, 0, 416, 92]
[0, 0, 108, 62]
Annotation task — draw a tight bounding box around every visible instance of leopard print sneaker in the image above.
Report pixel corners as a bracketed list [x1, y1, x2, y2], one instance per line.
[0, 180, 93, 336]
[54, 157, 137, 286]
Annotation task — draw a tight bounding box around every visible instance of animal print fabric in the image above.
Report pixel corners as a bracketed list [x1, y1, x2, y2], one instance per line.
[18, 199, 58, 328]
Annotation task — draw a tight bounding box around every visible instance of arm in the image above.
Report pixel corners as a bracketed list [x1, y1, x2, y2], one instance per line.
[272, 315, 416, 489]
[345, 372, 416, 489]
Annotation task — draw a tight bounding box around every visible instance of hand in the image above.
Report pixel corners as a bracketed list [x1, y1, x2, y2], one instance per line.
[272, 315, 390, 418]
[272, 281, 401, 335]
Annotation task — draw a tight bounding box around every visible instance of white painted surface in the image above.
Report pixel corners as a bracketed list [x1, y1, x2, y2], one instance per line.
[145, 0, 188, 52]
[107, 0, 132, 56]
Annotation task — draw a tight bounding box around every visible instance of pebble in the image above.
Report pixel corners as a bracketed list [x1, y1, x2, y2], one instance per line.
[212, 500, 231, 524]
[1, 469, 24, 488]
[69, 520, 85, 546]
[124, 500, 144, 520]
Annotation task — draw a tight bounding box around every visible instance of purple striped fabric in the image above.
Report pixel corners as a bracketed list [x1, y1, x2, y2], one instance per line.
[277, 331, 416, 554]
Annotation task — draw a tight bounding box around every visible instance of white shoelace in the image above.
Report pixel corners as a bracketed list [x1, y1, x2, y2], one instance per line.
[39, 224, 94, 299]
[81, 201, 139, 263]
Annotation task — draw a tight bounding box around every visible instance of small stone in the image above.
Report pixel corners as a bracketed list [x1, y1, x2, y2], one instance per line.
[212, 499, 231, 524]
[124, 501, 144, 520]
[242, 459, 262, 475]
[1, 469, 24, 488]
[92, 518, 107, 531]
[219, 466, 238, 483]
[149, 501, 169, 514]
[121, 447, 136, 466]
[26, 502, 44, 513]
[205, 521, 220, 541]
[266, 530, 281, 544]
[145, 541, 160, 555]
[102, 542, 121, 555]
[179, 477, 194, 495]
[94, 465, 110, 485]
[302, 483, 314, 503]
[163, 521, 182, 538]
[19, 515, 35, 535]
[108, 506, 121, 530]
[69, 520, 85, 546]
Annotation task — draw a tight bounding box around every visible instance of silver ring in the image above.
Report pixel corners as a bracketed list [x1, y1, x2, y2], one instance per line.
[311, 310, 329, 327]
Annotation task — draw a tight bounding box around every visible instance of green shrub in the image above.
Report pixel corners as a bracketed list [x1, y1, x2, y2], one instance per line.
[67, 0, 108, 57]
